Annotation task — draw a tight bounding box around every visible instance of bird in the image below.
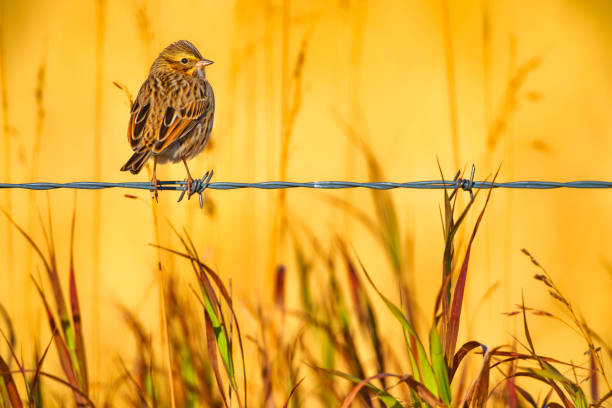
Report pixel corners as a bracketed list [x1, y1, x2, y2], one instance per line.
[120, 40, 215, 200]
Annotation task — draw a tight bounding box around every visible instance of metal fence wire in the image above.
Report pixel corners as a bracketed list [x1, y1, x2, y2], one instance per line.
[1, 167, 612, 208]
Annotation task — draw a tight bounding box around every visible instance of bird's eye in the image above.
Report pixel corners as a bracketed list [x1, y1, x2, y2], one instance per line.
[181, 57, 188, 64]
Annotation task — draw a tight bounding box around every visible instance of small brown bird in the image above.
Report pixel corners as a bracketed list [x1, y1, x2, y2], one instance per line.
[120, 40, 215, 199]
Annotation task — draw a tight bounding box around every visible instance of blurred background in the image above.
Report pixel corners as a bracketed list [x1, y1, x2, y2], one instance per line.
[0, 0, 611, 404]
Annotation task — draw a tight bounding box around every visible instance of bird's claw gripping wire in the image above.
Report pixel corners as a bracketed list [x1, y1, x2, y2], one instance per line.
[177, 170, 214, 208]
[449, 165, 476, 200]
[150, 177, 160, 202]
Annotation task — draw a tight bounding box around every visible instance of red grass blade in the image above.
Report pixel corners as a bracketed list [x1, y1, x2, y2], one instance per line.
[281, 378, 304, 408]
[543, 388, 554, 406]
[458, 347, 500, 408]
[514, 385, 538, 408]
[589, 348, 598, 402]
[506, 372, 518, 408]
[274, 265, 286, 312]
[445, 168, 497, 359]
[472, 349, 494, 408]
[450, 341, 484, 381]
[0, 353, 22, 408]
[0, 305, 15, 367]
[445, 244, 472, 359]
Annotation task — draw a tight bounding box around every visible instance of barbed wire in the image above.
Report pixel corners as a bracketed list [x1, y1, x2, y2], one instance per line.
[3, 180, 612, 191]
[1, 167, 611, 208]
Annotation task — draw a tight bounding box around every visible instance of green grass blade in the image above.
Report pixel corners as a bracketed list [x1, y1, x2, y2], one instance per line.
[153, 233, 248, 407]
[204, 313, 229, 408]
[317, 368, 403, 408]
[198, 277, 236, 391]
[68, 204, 88, 393]
[537, 362, 589, 408]
[357, 258, 437, 395]
[430, 327, 451, 405]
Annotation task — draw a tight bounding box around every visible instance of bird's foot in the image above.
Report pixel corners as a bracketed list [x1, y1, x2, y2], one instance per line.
[151, 177, 160, 202]
[178, 170, 214, 208]
[186, 176, 194, 199]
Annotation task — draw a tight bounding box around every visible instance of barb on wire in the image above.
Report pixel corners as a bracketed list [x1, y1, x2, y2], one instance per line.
[177, 170, 214, 208]
[449, 165, 476, 200]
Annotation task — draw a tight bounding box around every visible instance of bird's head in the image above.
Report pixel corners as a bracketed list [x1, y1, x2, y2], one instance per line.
[151, 40, 213, 78]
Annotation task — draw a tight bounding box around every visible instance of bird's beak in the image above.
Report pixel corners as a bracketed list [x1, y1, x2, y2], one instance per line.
[195, 59, 214, 68]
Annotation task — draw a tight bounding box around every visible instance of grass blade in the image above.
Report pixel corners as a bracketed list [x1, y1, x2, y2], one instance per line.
[0, 305, 15, 368]
[316, 368, 404, 408]
[429, 327, 451, 405]
[69, 206, 87, 392]
[281, 378, 304, 408]
[0, 353, 22, 408]
[445, 169, 497, 359]
[339, 372, 445, 408]
[32, 278, 87, 406]
[514, 385, 538, 408]
[205, 313, 228, 408]
[356, 257, 437, 396]
[154, 230, 247, 407]
[340, 242, 387, 386]
[520, 297, 575, 408]
[450, 341, 485, 381]
[29, 335, 53, 401]
[458, 347, 500, 408]
[594, 390, 612, 408]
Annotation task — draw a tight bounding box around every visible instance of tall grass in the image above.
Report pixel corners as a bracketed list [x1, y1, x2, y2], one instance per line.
[2, 202, 90, 406]
[1, 3, 610, 407]
[1, 173, 610, 406]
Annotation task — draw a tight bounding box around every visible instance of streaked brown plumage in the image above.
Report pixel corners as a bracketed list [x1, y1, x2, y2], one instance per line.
[120, 40, 215, 198]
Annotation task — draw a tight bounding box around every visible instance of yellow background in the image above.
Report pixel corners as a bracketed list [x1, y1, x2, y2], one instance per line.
[0, 0, 611, 402]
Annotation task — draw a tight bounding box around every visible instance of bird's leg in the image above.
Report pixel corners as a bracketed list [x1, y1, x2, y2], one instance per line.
[151, 157, 159, 201]
[182, 158, 194, 198]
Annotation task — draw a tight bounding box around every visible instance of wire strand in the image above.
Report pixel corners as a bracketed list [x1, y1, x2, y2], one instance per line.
[1, 179, 612, 191]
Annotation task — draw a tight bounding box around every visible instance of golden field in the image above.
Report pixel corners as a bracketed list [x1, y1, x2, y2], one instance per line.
[0, 0, 611, 406]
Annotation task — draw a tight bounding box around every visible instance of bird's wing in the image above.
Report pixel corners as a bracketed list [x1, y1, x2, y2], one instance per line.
[150, 95, 211, 153]
[127, 82, 153, 152]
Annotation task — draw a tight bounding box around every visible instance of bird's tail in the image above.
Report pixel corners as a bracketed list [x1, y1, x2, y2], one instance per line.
[120, 151, 151, 175]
